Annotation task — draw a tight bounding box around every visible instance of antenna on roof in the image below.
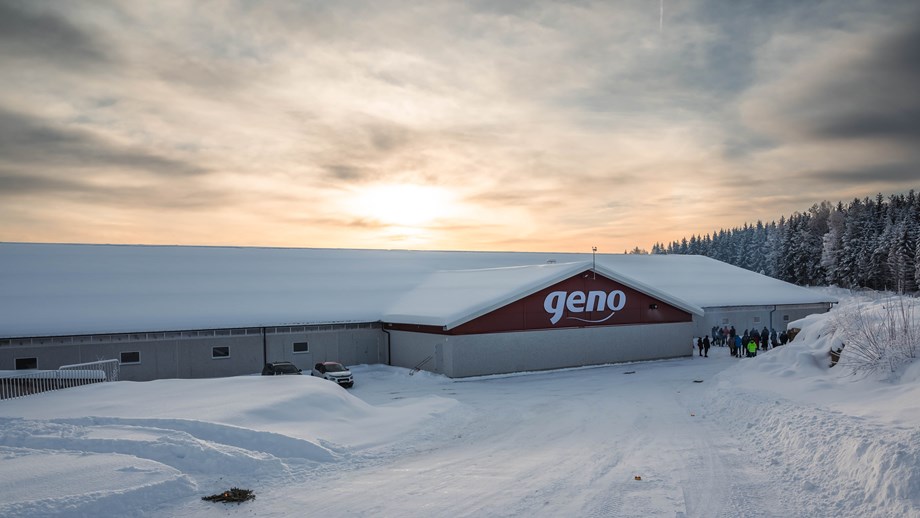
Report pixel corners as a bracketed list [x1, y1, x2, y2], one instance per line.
[592, 246, 597, 279]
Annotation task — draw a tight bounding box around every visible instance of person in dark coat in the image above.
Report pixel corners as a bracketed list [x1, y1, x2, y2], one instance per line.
[703, 336, 710, 357]
[697, 337, 703, 356]
[761, 327, 769, 350]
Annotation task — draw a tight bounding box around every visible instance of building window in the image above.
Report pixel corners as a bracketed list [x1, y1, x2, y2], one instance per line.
[15, 357, 38, 370]
[721, 318, 729, 325]
[753, 316, 761, 324]
[212, 346, 230, 359]
[120, 351, 141, 365]
[292, 341, 309, 353]
[783, 315, 790, 322]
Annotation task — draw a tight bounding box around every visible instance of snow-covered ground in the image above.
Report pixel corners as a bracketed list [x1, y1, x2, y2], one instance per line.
[1, 291, 919, 517]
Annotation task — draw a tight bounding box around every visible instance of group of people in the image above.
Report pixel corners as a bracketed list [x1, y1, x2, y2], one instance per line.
[695, 325, 791, 358]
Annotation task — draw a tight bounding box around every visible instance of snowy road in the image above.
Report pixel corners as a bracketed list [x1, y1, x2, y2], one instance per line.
[5, 343, 916, 517]
[238, 352, 785, 518]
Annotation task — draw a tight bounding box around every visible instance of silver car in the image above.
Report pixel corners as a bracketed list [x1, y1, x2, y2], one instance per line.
[311, 362, 354, 388]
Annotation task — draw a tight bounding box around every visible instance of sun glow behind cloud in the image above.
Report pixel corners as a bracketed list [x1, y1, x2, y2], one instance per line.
[348, 183, 457, 228]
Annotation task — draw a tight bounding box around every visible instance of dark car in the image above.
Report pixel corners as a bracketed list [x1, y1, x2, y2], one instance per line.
[261, 361, 302, 375]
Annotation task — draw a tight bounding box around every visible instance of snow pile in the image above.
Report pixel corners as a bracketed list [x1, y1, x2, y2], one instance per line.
[0, 371, 460, 516]
[704, 291, 920, 517]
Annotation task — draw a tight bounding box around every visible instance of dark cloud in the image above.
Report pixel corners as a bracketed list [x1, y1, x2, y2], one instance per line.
[368, 123, 410, 152]
[0, 168, 246, 211]
[324, 164, 367, 181]
[0, 169, 84, 194]
[0, 169, 233, 209]
[814, 111, 920, 141]
[792, 11, 920, 144]
[0, 107, 207, 177]
[0, 0, 113, 67]
[804, 163, 920, 185]
[310, 119, 416, 183]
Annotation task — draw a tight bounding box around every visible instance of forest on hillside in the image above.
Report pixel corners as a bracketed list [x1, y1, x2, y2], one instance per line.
[650, 191, 920, 293]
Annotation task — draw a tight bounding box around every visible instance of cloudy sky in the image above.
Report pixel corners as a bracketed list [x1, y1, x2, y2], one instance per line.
[1, 0, 918, 253]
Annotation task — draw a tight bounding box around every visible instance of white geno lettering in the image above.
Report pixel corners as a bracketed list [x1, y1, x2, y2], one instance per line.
[544, 291, 566, 324]
[543, 289, 629, 325]
[607, 290, 626, 311]
[586, 291, 607, 312]
[566, 291, 586, 312]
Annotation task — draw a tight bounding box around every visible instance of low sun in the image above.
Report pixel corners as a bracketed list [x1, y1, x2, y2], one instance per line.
[350, 183, 454, 228]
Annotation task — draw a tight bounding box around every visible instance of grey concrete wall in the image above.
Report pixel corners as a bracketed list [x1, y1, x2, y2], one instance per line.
[390, 322, 694, 377]
[0, 336, 262, 381]
[696, 303, 833, 338]
[264, 327, 385, 372]
[0, 325, 386, 381]
[388, 331, 441, 373]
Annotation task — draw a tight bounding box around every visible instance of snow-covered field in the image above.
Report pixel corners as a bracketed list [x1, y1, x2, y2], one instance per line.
[2, 292, 919, 517]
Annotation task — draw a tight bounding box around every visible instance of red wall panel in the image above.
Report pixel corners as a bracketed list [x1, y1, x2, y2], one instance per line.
[385, 270, 692, 335]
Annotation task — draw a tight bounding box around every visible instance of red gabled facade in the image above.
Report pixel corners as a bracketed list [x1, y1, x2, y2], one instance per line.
[385, 270, 693, 335]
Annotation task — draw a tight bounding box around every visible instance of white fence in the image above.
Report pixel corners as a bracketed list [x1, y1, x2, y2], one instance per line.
[0, 359, 119, 400]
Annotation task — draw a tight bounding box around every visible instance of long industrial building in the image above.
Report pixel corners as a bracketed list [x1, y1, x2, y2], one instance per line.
[0, 243, 836, 380]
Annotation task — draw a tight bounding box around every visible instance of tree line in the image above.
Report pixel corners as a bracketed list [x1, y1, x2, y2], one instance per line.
[649, 191, 920, 293]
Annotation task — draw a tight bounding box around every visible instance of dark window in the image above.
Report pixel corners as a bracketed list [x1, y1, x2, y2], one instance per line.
[120, 351, 141, 365]
[15, 357, 38, 370]
[212, 346, 230, 359]
[293, 341, 309, 353]
[783, 315, 790, 322]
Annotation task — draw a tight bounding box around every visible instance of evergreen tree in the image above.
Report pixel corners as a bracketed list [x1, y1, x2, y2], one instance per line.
[839, 198, 868, 289]
[887, 223, 917, 293]
[865, 195, 890, 290]
[640, 190, 920, 293]
[763, 221, 780, 278]
[821, 202, 846, 286]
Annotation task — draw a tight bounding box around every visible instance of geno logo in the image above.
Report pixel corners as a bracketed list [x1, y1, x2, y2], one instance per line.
[543, 290, 627, 325]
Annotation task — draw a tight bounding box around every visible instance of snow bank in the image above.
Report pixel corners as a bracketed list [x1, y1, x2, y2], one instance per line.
[0, 368, 459, 516]
[705, 290, 920, 516]
[0, 449, 195, 517]
[704, 387, 920, 517]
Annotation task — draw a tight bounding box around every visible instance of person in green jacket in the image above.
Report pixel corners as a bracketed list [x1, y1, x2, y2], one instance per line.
[747, 339, 757, 358]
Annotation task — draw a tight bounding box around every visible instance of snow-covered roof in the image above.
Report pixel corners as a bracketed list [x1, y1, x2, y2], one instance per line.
[0, 243, 835, 337]
[383, 262, 704, 329]
[596, 254, 834, 308]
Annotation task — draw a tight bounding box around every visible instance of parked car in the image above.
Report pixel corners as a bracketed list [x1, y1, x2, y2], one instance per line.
[311, 362, 354, 388]
[261, 361, 302, 375]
